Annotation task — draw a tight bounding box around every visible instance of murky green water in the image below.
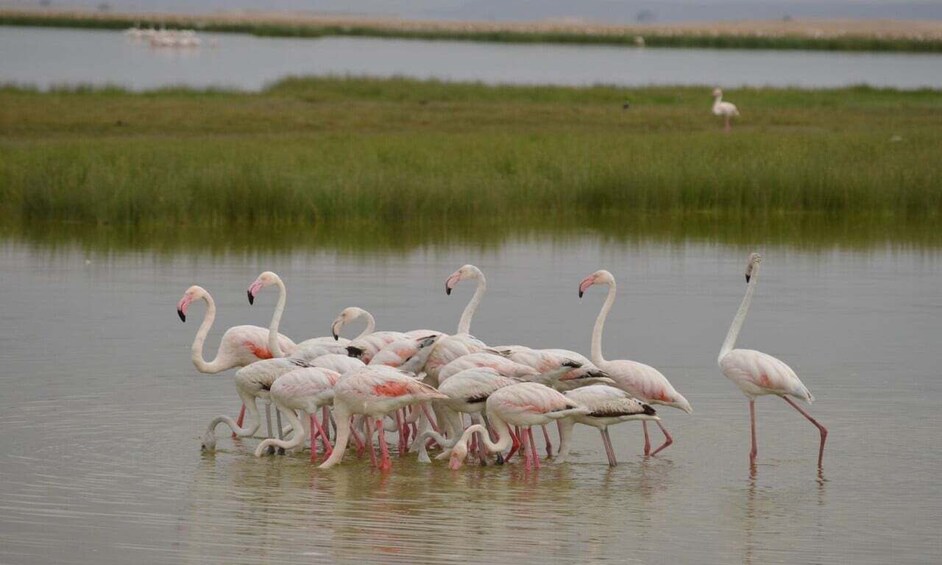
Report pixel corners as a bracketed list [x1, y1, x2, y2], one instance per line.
[0, 233, 939, 563]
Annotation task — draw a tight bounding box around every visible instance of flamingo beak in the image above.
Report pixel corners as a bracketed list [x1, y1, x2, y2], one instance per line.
[745, 274, 751, 283]
[176, 296, 190, 322]
[445, 272, 461, 296]
[247, 280, 263, 305]
[578, 276, 594, 298]
[331, 319, 342, 341]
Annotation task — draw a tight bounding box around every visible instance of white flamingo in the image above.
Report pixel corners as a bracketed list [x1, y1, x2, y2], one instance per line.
[579, 270, 692, 456]
[718, 253, 828, 467]
[422, 265, 489, 384]
[712, 88, 740, 132]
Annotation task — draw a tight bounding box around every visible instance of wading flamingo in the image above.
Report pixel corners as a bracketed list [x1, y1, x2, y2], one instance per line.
[178, 285, 295, 373]
[443, 382, 589, 471]
[712, 88, 740, 132]
[423, 265, 490, 384]
[254, 367, 341, 461]
[718, 253, 827, 467]
[319, 365, 448, 471]
[579, 270, 692, 456]
[491, 346, 612, 389]
[556, 385, 659, 466]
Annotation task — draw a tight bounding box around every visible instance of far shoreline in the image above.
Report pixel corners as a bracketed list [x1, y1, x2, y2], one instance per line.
[2, 8, 941, 53]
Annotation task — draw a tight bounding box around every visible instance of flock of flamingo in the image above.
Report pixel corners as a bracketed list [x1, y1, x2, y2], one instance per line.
[125, 26, 205, 48]
[177, 253, 826, 472]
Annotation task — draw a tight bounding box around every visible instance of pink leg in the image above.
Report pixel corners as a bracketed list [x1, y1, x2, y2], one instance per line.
[310, 414, 319, 462]
[541, 424, 553, 458]
[233, 404, 246, 438]
[376, 418, 392, 471]
[504, 427, 522, 463]
[528, 427, 541, 470]
[349, 420, 366, 456]
[642, 421, 652, 456]
[322, 406, 331, 441]
[601, 428, 618, 466]
[364, 418, 377, 468]
[749, 399, 758, 466]
[395, 410, 405, 457]
[421, 404, 441, 434]
[519, 427, 531, 471]
[783, 396, 828, 467]
[649, 421, 674, 457]
[312, 414, 333, 460]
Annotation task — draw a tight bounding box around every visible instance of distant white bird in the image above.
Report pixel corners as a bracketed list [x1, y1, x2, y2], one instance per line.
[712, 88, 740, 132]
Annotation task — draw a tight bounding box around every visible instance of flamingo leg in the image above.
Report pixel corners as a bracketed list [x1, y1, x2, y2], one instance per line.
[601, 428, 618, 467]
[642, 421, 652, 456]
[311, 413, 333, 461]
[783, 396, 828, 467]
[504, 426, 522, 463]
[349, 419, 366, 456]
[649, 421, 674, 457]
[421, 404, 441, 434]
[395, 410, 406, 457]
[519, 426, 531, 471]
[275, 409, 286, 455]
[233, 404, 246, 438]
[724, 115, 731, 132]
[322, 406, 331, 441]
[541, 424, 553, 458]
[364, 418, 377, 468]
[528, 427, 541, 470]
[376, 418, 392, 471]
[749, 399, 758, 466]
[310, 414, 319, 462]
[264, 403, 275, 454]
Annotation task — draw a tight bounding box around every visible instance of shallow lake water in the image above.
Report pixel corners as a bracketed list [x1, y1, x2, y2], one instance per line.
[0, 235, 939, 563]
[2, 26, 942, 91]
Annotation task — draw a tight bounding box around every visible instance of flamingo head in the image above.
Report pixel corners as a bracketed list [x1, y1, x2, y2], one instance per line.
[448, 440, 470, 470]
[745, 253, 762, 283]
[712, 88, 723, 97]
[399, 334, 443, 374]
[176, 285, 206, 322]
[247, 271, 280, 305]
[200, 429, 217, 452]
[331, 306, 366, 340]
[445, 264, 481, 295]
[578, 269, 615, 298]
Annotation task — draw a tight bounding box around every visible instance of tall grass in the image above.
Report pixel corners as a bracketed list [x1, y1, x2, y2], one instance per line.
[1, 78, 941, 246]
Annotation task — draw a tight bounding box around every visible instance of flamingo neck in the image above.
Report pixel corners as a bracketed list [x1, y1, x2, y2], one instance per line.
[457, 415, 512, 455]
[191, 293, 228, 373]
[319, 403, 351, 469]
[268, 277, 288, 358]
[590, 281, 617, 366]
[355, 310, 376, 339]
[457, 269, 486, 334]
[719, 265, 759, 363]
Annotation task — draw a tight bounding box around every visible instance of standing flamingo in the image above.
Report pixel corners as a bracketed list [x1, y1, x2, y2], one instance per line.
[712, 88, 740, 132]
[555, 385, 659, 466]
[442, 382, 589, 471]
[579, 270, 692, 456]
[318, 366, 448, 471]
[718, 253, 827, 467]
[177, 285, 296, 373]
[423, 265, 489, 384]
[253, 367, 341, 461]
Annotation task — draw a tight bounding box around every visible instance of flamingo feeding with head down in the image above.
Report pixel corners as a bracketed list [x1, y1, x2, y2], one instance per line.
[443, 382, 589, 471]
[556, 385, 659, 466]
[579, 270, 692, 457]
[718, 253, 828, 468]
[318, 365, 448, 471]
[712, 88, 740, 132]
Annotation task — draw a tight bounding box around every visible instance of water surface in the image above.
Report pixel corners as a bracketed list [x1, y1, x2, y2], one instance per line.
[0, 236, 939, 563]
[2, 26, 941, 91]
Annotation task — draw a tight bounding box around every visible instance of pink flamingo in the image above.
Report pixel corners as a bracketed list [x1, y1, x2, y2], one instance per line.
[368, 335, 443, 369]
[718, 253, 827, 467]
[579, 270, 692, 456]
[443, 382, 589, 471]
[556, 384, 659, 466]
[423, 265, 489, 384]
[491, 346, 612, 389]
[318, 365, 447, 471]
[253, 367, 341, 461]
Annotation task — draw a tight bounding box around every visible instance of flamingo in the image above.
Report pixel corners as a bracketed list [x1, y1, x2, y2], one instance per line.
[443, 382, 589, 471]
[422, 265, 489, 384]
[246, 271, 349, 361]
[712, 88, 740, 132]
[579, 270, 692, 456]
[177, 285, 295, 373]
[555, 385, 659, 466]
[490, 346, 612, 389]
[318, 366, 448, 471]
[254, 367, 341, 461]
[718, 253, 827, 468]
[368, 335, 443, 369]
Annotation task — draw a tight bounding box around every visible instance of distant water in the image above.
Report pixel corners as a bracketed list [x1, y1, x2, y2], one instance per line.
[2, 27, 941, 91]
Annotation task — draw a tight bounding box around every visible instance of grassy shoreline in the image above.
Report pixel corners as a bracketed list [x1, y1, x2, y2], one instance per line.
[1, 77, 941, 249]
[3, 9, 942, 52]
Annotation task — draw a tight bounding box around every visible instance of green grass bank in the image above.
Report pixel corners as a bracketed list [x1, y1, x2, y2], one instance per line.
[1, 77, 941, 250]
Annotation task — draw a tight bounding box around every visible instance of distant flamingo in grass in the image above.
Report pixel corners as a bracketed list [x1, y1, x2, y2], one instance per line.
[442, 382, 589, 471]
[319, 365, 447, 471]
[718, 253, 827, 468]
[579, 270, 692, 456]
[712, 88, 740, 132]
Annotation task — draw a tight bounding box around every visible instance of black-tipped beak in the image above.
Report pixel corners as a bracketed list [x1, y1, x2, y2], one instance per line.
[563, 360, 581, 369]
[745, 274, 751, 283]
[332, 331, 339, 341]
[247, 289, 254, 305]
[578, 290, 584, 298]
[590, 369, 610, 379]
[445, 285, 452, 296]
[642, 404, 656, 416]
[177, 309, 186, 322]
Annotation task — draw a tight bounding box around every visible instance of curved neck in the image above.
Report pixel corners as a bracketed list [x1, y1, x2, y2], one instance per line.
[458, 272, 486, 334]
[267, 278, 288, 358]
[191, 293, 227, 373]
[355, 310, 376, 340]
[590, 281, 617, 366]
[457, 416, 512, 455]
[719, 265, 759, 363]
